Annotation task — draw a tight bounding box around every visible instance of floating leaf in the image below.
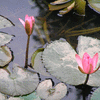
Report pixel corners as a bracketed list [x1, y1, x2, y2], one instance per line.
[48, 0, 86, 16]
[88, 0, 100, 13]
[0, 63, 39, 96]
[90, 88, 100, 100]
[0, 92, 23, 100]
[8, 97, 23, 100]
[31, 48, 44, 67]
[0, 15, 14, 29]
[42, 40, 85, 85]
[0, 46, 12, 67]
[74, 0, 86, 16]
[0, 92, 7, 100]
[36, 80, 67, 100]
[42, 37, 100, 86]
[31, 51, 50, 76]
[50, 0, 70, 5]
[20, 91, 41, 100]
[0, 33, 13, 46]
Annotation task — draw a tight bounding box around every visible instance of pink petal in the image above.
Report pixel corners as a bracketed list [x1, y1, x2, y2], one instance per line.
[31, 16, 35, 23]
[82, 53, 91, 73]
[25, 15, 29, 21]
[92, 53, 98, 69]
[19, 18, 25, 27]
[75, 54, 83, 69]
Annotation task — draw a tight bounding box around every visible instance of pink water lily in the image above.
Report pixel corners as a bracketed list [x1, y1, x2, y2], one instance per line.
[75, 52, 100, 74]
[19, 15, 35, 35]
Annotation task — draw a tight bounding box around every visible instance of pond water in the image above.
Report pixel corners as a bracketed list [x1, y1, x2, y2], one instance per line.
[0, 0, 100, 100]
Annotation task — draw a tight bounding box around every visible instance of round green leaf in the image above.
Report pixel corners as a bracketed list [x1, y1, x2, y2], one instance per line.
[20, 91, 41, 100]
[36, 80, 67, 100]
[0, 15, 14, 29]
[91, 88, 100, 100]
[88, 0, 100, 13]
[0, 63, 39, 96]
[0, 46, 12, 67]
[0, 33, 13, 46]
[42, 40, 86, 85]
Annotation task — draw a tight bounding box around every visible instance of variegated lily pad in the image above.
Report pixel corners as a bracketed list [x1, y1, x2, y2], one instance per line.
[0, 33, 13, 46]
[0, 15, 14, 29]
[36, 80, 67, 100]
[0, 46, 12, 67]
[42, 40, 85, 85]
[0, 63, 39, 96]
[42, 36, 100, 86]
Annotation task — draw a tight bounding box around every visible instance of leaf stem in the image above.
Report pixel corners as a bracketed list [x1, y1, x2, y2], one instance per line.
[84, 74, 89, 85]
[25, 35, 30, 68]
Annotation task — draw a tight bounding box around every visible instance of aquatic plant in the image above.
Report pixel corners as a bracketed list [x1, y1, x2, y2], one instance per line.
[48, 0, 100, 16]
[19, 15, 35, 68]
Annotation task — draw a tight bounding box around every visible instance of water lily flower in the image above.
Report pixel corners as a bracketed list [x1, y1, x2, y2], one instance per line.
[19, 15, 35, 35]
[75, 52, 100, 74]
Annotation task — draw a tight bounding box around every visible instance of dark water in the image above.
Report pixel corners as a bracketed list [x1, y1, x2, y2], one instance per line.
[0, 0, 100, 100]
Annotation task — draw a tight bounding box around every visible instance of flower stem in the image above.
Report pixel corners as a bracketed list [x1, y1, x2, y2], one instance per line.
[25, 35, 30, 68]
[84, 74, 89, 85]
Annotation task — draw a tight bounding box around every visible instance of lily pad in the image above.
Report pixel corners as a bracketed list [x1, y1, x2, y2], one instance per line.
[31, 50, 50, 76]
[31, 48, 44, 67]
[88, 0, 100, 13]
[8, 97, 23, 100]
[0, 15, 14, 29]
[42, 40, 85, 85]
[42, 36, 100, 86]
[0, 46, 12, 67]
[0, 33, 13, 46]
[91, 88, 100, 100]
[48, 0, 86, 16]
[0, 92, 23, 100]
[20, 91, 41, 100]
[36, 80, 67, 100]
[0, 63, 39, 96]
[0, 92, 7, 100]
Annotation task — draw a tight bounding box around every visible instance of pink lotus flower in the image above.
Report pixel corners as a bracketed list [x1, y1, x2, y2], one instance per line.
[19, 15, 35, 35]
[75, 52, 100, 74]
